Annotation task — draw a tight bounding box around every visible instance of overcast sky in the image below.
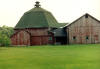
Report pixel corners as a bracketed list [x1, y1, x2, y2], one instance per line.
[0, 0, 100, 27]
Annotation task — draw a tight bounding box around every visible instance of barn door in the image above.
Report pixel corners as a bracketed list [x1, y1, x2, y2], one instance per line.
[31, 36, 49, 45]
[31, 36, 41, 45]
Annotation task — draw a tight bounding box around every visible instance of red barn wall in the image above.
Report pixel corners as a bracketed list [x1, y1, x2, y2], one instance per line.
[31, 36, 48, 45]
[12, 28, 54, 46]
[14, 28, 48, 36]
[11, 31, 30, 46]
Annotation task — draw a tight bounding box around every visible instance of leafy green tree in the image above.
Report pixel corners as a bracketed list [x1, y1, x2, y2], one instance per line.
[0, 25, 14, 46]
[0, 33, 11, 46]
[0, 25, 14, 37]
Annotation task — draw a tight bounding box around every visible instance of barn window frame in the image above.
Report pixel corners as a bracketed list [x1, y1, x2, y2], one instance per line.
[49, 37, 52, 41]
[86, 36, 89, 40]
[73, 36, 76, 40]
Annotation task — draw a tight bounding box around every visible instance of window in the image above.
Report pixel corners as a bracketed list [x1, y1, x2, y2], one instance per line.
[86, 36, 89, 40]
[73, 36, 76, 40]
[49, 37, 52, 40]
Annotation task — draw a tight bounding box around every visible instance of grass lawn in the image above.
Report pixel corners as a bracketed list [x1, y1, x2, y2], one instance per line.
[0, 44, 100, 69]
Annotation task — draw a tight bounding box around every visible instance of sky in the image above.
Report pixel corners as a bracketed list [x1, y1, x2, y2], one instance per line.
[0, 0, 100, 27]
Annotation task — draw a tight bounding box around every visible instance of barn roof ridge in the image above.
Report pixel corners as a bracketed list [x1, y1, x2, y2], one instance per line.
[66, 13, 100, 27]
[86, 13, 100, 23]
[25, 7, 50, 14]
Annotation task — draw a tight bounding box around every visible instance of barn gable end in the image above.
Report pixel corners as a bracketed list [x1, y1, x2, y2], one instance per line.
[66, 13, 100, 44]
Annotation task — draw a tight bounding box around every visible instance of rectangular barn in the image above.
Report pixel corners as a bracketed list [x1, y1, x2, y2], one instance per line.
[66, 13, 100, 44]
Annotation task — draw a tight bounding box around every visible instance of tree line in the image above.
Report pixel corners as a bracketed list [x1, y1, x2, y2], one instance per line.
[0, 25, 14, 46]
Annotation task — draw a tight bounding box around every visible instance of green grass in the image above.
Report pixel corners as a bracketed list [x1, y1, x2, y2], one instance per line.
[0, 44, 100, 69]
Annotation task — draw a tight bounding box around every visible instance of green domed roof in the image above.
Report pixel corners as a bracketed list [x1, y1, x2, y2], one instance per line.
[15, 1, 62, 29]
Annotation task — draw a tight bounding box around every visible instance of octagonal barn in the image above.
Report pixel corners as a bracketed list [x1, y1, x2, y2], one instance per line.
[11, 1, 66, 46]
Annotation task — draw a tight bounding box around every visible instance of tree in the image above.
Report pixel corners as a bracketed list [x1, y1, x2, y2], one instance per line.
[0, 33, 11, 46]
[0, 25, 14, 37]
[0, 25, 14, 46]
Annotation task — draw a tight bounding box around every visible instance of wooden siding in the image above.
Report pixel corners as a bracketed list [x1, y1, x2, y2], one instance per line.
[11, 31, 30, 46]
[67, 15, 100, 44]
[31, 36, 53, 45]
[14, 28, 48, 36]
[11, 28, 54, 46]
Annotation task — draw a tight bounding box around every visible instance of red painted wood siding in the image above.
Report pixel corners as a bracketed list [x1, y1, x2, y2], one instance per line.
[11, 28, 55, 46]
[11, 31, 30, 46]
[31, 35, 54, 45]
